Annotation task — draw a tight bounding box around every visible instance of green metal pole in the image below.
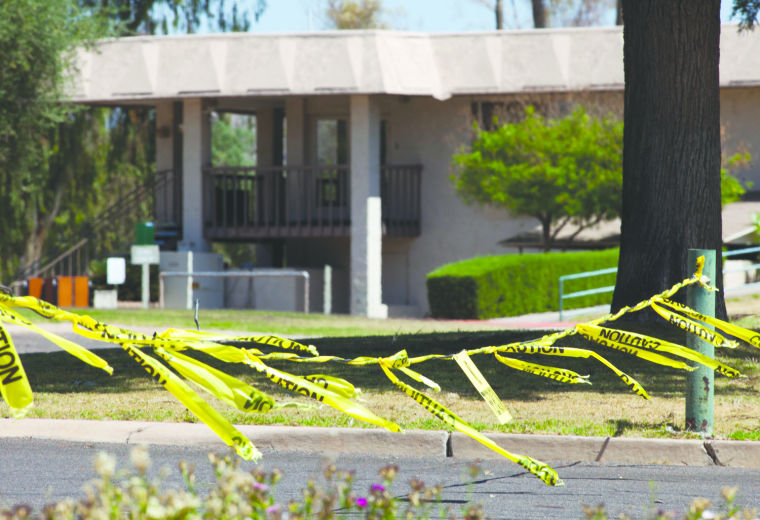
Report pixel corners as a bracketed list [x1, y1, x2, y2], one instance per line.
[685, 249, 716, 434]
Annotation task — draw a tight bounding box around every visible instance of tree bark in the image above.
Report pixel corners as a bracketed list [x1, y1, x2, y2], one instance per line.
[615, 0, 623, 25]
[531, 0, 547, 28]
[495, 0, 503, 29]
[611, 0, 726, 319]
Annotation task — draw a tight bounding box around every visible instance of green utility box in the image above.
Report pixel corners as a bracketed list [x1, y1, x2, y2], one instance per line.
[135, 222, 155, 245]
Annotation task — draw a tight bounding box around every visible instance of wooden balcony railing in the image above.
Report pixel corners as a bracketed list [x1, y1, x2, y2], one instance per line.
[203, 164, 421, 240]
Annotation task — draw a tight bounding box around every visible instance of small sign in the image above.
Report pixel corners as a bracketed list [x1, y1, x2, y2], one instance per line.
[106, 257, 126, 285]
[131, 245, 160, 265]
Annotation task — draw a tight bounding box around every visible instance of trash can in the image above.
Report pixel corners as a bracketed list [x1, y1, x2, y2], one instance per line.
[56, 276, 73, 307]
[27, 278, 43, 299]
[74, 276, 89, 308]
[42, 278, 57, 306]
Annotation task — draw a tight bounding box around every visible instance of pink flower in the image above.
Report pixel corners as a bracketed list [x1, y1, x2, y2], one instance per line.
[356, 497, 368, 508]
[371, 484, 385, 492]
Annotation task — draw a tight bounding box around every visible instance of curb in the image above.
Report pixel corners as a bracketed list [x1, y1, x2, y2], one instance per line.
[2, 418, 759, 467]
[449, 432, 760, 467]
[0, 419, 447, 457]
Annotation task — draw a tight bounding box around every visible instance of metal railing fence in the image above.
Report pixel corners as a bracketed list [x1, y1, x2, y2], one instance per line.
[558, 246, 760, 320]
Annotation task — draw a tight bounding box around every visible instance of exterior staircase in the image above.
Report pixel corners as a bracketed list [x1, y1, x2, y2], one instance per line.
[12, 170, 180, 284]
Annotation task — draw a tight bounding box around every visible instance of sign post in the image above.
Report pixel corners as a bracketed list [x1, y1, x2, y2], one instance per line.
[131, 222, 159, 309]
[685, 249, 716, 434]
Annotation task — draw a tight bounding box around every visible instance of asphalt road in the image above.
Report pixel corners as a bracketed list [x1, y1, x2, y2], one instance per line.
[1, 439, 759, 519]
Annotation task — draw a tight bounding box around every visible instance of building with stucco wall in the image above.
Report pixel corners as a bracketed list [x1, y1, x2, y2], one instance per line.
[70, 25, 760, 317]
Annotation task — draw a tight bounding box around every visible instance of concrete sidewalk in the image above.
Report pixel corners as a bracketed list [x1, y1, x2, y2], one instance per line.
[2, 418, 759, 468]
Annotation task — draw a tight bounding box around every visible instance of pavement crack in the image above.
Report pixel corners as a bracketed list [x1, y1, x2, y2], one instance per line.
[703, 441, 724, 466]
[595, 436, 611, 462]
[126, 427, 146, 445]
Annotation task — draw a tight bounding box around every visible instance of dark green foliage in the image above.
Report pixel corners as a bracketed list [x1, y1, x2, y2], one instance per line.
[0, 0, 109, 280]
[427, 249, 619, 319]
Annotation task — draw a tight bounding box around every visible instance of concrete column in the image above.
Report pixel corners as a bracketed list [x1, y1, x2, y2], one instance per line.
[350, 95, 386, 318]
[178, 98, 211, 252]
[285, 97, 305, 166]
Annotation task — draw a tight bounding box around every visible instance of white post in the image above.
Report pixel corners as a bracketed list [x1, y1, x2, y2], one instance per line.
[186, 250, 194, 310]
[141, 265, 150, 309]
[350, 95, 386, 318]
[323, 264, 332, 315]
[179, 98, 210, 252]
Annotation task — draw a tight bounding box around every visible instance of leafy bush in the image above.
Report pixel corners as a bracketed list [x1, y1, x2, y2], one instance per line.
[427, 249, 619, 319]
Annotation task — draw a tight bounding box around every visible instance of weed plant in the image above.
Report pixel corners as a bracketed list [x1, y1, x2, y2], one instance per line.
[0, 446, 484, 519]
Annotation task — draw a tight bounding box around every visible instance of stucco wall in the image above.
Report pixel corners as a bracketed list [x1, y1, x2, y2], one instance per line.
[720, 87, 760, 187]
[378, 92, 624, 315]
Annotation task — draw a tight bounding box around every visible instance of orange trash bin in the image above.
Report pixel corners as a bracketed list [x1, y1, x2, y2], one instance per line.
[56, 276, 73, 307]
[73, 276, 89, 308]
[27, 278, 43, 299]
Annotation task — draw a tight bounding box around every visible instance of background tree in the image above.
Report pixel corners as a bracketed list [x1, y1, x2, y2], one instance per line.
[78, 0, 267, 35]
[476, 0, 616, 29]
[325, 0, 388, 29]
[452, 106, 623, 251]
[611, 0, 759, 321]
[0, 0, 109, 279]
[211, 114, 256, 167]
[0, 0, 264, 282]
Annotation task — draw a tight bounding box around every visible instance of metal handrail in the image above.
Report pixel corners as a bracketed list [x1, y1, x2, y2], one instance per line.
[159, 269, 310, 313]
[558, 246, 760, 319]
[558, 267, 618, 320]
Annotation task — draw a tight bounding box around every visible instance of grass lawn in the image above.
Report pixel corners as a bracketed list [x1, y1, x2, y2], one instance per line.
[4, 295, 760, 441]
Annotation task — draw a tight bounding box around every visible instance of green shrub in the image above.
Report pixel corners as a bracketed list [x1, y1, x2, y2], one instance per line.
[426, 249, 619, 319]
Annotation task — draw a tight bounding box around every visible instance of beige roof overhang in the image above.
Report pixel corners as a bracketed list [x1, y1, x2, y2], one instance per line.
[69, 24, 760, 105]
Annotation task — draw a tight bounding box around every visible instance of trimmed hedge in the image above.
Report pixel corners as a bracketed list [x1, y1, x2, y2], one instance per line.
[426, 249, 619, 319]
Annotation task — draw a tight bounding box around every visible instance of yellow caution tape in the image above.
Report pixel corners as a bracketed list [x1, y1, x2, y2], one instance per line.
[244, 353, 402, 432]
[303, 374, 358, 399]
[0, 306, 113, 375]
[578, 324, 739, 377]
[380, 362, 562, 486]
[488, 343, 650, 399]
[122, 343, 260, 460]
[493, 352, 591, 385]
[657, 298, 760, 349]
[576, 324, 696, 371]
[0, 323, 33, 417]
[452, 350, 512, 423]
[153, 347, 275, 413]
[651, 302, 736, 349]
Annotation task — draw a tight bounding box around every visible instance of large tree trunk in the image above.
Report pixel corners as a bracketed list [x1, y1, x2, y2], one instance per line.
[531, 0, 547, 28]
[612, 0, 725, 320]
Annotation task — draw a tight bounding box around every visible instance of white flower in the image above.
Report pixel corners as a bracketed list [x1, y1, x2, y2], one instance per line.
[94, 452, 116, 479]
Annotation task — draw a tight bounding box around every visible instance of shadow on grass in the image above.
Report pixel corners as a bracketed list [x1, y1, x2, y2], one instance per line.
[20, 324, 759, 402]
